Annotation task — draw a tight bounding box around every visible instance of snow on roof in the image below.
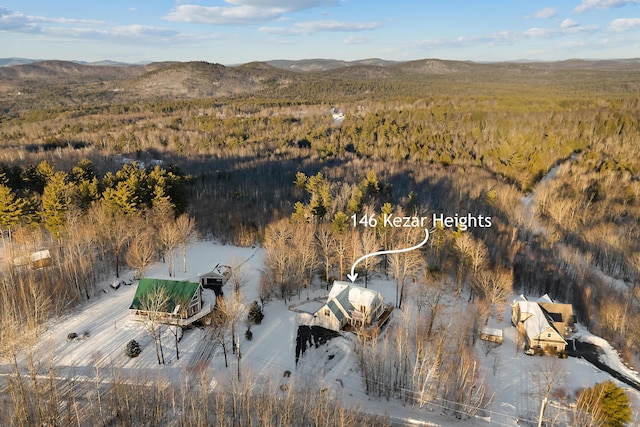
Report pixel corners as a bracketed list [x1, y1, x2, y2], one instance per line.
[536, 294, 554, 303]
[330, 281, 382, 308]
[481, 327, 503, 337]
[517, 300, 564, 342]
[511, 294, 528, 306]
[328, 281, 349, 299]
[197, 263, 229, 279]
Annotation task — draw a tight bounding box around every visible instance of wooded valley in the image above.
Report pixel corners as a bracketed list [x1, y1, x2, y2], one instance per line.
[1, 58, 639, 425]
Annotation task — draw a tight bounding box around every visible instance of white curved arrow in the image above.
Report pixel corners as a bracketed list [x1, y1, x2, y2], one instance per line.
[346, 228, 430, 282]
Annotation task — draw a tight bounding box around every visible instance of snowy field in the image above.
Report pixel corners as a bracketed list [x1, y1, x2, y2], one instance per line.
[20, 240, 640, 426]
[479, 302, 640, 425]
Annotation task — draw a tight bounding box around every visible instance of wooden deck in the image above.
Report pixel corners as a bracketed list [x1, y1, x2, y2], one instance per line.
[344, 304, 394, 338]
[129, 302, 213, 327]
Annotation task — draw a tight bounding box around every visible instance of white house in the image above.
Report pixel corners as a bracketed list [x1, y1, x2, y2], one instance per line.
[511, 295, 570, 355]
[314, 281, 387, 332]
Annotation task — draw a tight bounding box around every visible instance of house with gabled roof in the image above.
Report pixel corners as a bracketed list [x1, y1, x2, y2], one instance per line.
[198, 263, 230, 297]
[129, 278, 214, 326]
[314, 281, 391, 333]
[511, 295, 574, 356]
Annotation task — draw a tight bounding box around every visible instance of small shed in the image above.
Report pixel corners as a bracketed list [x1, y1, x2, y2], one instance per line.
[30, 249, 52, 269]
[13, 249, 52, 269]
[198, 264, 230, 296]
[480, 327, 503, 344]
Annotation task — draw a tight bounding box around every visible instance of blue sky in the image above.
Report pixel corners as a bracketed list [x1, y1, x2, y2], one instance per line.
[1, 1, 639, 64]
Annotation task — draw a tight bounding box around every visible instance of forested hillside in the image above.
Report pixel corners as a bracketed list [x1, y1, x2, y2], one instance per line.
[1, 58, 640, 425]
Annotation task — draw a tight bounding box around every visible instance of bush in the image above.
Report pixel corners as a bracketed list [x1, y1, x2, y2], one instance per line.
[248, 301, 264, 324]
[245, 328, 253, 341]
[577, 381, 632, 427]
[125, 339, 142, 358]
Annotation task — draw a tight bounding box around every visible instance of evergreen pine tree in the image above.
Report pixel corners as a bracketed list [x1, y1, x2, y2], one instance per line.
[248, 301, 264, 324]
[125, 339, 142, 357]
[103, 181, 140, 216]
[41, 171, 72, 241]
[0, 183, 25, 244]
[578, 381, 632, 427]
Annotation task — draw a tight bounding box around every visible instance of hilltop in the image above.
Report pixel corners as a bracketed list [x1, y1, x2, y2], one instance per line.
[1, 57, 640, 108]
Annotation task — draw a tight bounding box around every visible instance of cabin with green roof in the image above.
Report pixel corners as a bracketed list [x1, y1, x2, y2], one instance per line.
[129, 278, 213, 326]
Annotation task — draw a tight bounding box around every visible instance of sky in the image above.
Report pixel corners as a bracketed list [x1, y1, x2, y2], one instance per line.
[1, 0, 640, 64]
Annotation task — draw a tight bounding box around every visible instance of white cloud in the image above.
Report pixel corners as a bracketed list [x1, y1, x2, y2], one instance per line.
[111, 25, 179, 38]
[561, 18, 579, 28]
[418, 31, 518, 48]
[42, 25, 180, 43]
[416, 23, 600, 51]
[226, 0, 337, 11]
[260, 20, 379, 36]
[574, 0, 640, 13]
[297, 20, 379, 32]
[524, 23, 598, 38]
[0, 6, 102, 32]
[0, 7, 180, 44]
[415, 37, 446, 48]
[0, 7, 37, 31]
[165, 5, 281, 25]
[609, 17, 640, 31]
[525, 27, 553, 38]
[343, 35, 373, 44]
[164, 0, 337, 25]
[534, 7, 557, 19]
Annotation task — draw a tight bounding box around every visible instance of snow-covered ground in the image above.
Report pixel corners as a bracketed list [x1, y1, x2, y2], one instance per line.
[479, 300, 640, 425]
[12, 239, 640, 426]
[44, 243, 257, 367]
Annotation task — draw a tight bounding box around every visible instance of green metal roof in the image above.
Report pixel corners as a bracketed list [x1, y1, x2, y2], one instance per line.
[130, 278, 200, 313]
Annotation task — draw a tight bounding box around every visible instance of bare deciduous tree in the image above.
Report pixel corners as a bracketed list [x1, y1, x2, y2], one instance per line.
[157, 220, 181, 277]
[204, 308, 231, 368]
[228, 257, 250, 301]
[175, 213, 196, 273]
[388, 228, 426, 309]
[263, 219, 300, 302]
[473, 268, 512, 323]
[138, 284, 170, 365]
[415, 273, 446, 339]
[95, 208, 136, 278]
[292, 223, 319, 297]
[126, 231, 156, 278]
[315, 223, 336, 289]
[216, 294, 246, 355]
[360, 225, 379, 287]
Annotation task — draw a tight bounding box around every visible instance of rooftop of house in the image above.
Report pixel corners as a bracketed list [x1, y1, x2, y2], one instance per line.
[129, 278, 200, 313]
[518, 300, 556, 339]
[329, 281, 383, 309]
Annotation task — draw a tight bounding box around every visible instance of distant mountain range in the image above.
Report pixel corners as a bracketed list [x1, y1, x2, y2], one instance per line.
[1, 57, 639, 107]
[0, 57, 145, 67]
[4, 56, 639, 71]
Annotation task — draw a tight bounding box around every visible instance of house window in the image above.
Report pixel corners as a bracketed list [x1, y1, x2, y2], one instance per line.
[547, 333, 552, 338]
[360, 305, 366, 313]
[324, 309, 330, 316]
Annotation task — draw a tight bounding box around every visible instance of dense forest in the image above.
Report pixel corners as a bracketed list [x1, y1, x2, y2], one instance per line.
[1, 58, 639, 425]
